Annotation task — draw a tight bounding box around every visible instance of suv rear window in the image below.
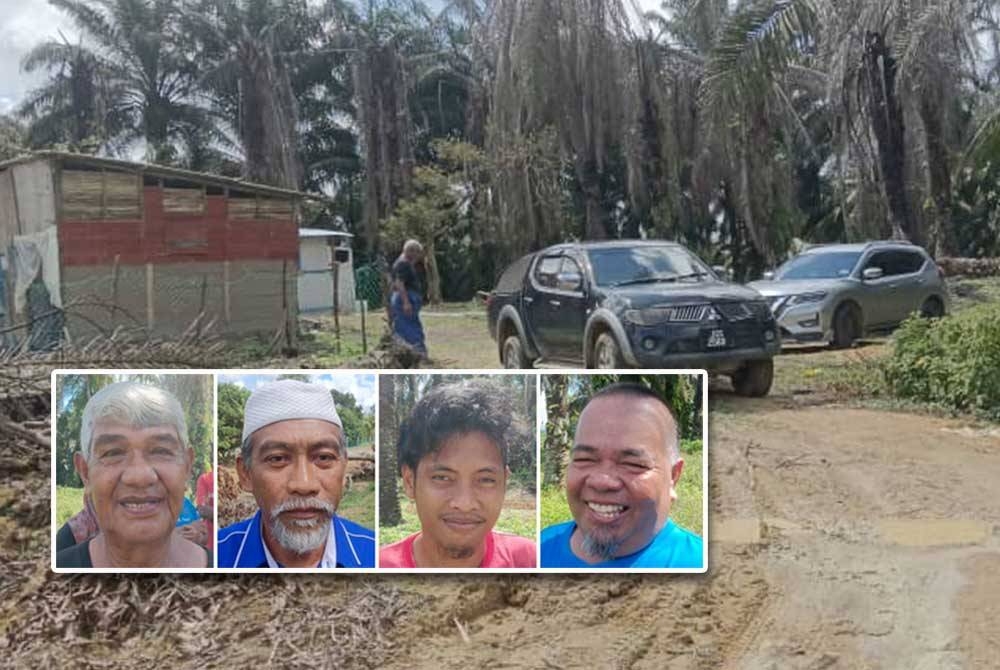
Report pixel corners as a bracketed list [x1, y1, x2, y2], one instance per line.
[494, 253, 535, 292]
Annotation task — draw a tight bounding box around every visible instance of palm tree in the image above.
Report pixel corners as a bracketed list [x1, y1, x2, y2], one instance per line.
[18, 33, 118, 152]
[181, 0, 318, 189]
[37, 0, 210, 162]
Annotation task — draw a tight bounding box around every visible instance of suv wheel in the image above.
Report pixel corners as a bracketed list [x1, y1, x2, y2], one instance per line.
[593, 332, 624, 369]
[832, 303, 861, 349]
[919, 297, 944, 319]
[731, 359, 774, 397]
[501, 334, 531, 369]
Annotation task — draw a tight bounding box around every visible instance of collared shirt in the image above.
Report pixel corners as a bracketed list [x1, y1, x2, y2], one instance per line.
[380, 530, 538, 568]
[539, 519, 703, 568]
[217, 510, 375, 568]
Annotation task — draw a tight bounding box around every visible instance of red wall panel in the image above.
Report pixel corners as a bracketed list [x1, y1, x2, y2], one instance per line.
[60, 187, 298, 266]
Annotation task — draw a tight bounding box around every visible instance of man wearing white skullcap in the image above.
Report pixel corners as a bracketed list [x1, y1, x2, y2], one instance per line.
[217, 380, 375, 568]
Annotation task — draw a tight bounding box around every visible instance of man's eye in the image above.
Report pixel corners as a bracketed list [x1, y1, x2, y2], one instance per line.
[431, 474, 452, 482]
[264, 455, 288, 465]
[479, 478, 497, 485]
[315, 453, 338, 463]
[100, 449, 124, 460]
[623, 462, 649, 470]
[572, 456, 595, 463]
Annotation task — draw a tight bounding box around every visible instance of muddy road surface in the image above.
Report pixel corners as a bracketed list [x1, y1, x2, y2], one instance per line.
[380, 397, 1000, 669]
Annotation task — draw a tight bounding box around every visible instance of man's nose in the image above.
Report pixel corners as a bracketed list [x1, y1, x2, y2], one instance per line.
[120, 451, 158, 487]
[287, 458, 321, 496]
[585, 468, 624, 491]
[448, 481, 478, 512]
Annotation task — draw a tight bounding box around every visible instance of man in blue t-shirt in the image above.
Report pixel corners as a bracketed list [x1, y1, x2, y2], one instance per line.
[540, 382, 704, 569]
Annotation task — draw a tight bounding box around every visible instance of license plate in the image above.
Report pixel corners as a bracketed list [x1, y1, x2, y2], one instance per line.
[707, 329, 727, 348]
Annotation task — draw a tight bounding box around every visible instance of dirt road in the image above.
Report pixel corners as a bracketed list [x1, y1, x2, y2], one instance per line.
[380, 396, 1000, 669]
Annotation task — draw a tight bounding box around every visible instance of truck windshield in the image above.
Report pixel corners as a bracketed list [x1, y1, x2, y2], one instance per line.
[776, 251, 861, 280]
[587, 246, 713, 287]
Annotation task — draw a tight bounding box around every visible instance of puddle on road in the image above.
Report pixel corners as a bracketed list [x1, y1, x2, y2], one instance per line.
[879, 520, 992, 547]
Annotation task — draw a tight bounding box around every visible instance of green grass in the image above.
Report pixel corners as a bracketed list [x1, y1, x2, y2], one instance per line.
[338, 480, 376, 530]
[380, 484, 536, 546]
[56, 486, 85, 527]
[538, 454, 705, 538]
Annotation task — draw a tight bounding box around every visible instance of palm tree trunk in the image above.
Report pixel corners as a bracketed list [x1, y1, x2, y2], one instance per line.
[378, 374, 401, 525]
[862, 31, 918, 244]
[918, 95, 955, 257]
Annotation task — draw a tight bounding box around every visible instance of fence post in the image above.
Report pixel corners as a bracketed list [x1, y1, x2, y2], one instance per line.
[332, 259, 341, 355]
[361, 298, 367, 354]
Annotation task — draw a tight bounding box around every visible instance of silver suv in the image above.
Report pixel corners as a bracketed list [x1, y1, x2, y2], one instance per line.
[748, 241, 948, 347]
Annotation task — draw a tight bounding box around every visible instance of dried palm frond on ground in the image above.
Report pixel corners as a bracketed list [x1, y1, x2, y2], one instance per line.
[343, 331, 447, 369]
[2, 571, 408, 669]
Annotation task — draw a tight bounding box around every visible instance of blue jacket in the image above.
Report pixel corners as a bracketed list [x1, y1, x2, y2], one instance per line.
[217, 510, 376, 568]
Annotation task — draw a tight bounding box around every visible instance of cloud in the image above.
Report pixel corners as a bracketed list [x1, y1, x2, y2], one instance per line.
[312, 374, 376, 411]
[0, 0, 78, 114]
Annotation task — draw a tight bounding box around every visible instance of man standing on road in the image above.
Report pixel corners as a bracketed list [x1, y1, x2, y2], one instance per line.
[540, 382, 703, 569]
[389, 239, 427, 356]
[217, 380, 375, 568]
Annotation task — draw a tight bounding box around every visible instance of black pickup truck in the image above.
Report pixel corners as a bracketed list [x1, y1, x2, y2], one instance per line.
[484, 240, 782, 396]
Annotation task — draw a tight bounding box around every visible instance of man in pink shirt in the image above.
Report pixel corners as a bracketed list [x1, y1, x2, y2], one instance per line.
[380, 379, 537, 568]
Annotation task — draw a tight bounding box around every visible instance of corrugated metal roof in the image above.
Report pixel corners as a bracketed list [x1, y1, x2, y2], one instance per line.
[0, 151, 332, 202]
[299, 227, 354, 238]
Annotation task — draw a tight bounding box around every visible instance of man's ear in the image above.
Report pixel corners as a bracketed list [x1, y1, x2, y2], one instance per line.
[401, 465, 417, 500]
[669, 458, 685, 502]
[236, 455, 254, 493]
[74, 452, 89, 489]
[185, 447, 195, 471]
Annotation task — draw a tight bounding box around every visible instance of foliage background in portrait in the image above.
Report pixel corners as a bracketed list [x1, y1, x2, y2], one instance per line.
[214, 373, 376, 530]
[55, 373, 214, 525]
[378, 374, 537, 544]
[539, 374, 704, 536]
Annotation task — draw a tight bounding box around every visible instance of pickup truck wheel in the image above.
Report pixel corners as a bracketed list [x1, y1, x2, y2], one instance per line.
[594, 332, 624, 369]
[731, 359, 774, 397]
[501, 334, 530, 369]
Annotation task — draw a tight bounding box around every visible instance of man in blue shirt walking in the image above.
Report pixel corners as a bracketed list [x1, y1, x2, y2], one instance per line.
[540, 382, 703, 569]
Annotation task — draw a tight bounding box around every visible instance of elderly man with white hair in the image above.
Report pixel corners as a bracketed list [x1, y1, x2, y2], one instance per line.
[389, 238, 427, 355]
[56, 381, 210, 569]
[217, 380, 376, 568]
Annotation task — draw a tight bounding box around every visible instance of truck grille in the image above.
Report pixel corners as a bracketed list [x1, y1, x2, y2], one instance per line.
[669, 305, 709, 322]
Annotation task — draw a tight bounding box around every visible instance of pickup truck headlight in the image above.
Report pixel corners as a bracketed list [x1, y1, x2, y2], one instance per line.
[624, 305, 718, 325]
[789, 291, 827, 305]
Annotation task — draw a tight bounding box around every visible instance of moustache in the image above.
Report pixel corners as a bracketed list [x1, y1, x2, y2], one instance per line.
[271, 497, 337, 519]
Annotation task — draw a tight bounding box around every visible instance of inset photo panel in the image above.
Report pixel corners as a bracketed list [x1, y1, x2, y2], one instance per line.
[539, 372, 707, 571]
[215, 373, 376, 569]
[378, 373, 539, 569]
[52, 371, 216, 571]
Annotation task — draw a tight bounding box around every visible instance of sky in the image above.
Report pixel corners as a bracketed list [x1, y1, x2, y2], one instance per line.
[0, 0, 666, 115]
[217, 373, 376, 411]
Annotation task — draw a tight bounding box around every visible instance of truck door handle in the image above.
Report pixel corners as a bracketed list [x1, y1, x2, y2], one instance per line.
[524, 296, 534, 304]
[549, 299, 561, 307]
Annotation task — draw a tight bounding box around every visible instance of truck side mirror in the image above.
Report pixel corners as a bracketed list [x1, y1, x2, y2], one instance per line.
[862, 267, 884, 281]
[762, 270, 775, 280]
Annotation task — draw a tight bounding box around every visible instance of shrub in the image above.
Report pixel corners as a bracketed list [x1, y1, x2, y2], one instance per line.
[883, 305, 1000, 418]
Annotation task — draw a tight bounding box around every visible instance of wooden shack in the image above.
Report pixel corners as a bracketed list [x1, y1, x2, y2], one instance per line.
[0, 152, 313, 346]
